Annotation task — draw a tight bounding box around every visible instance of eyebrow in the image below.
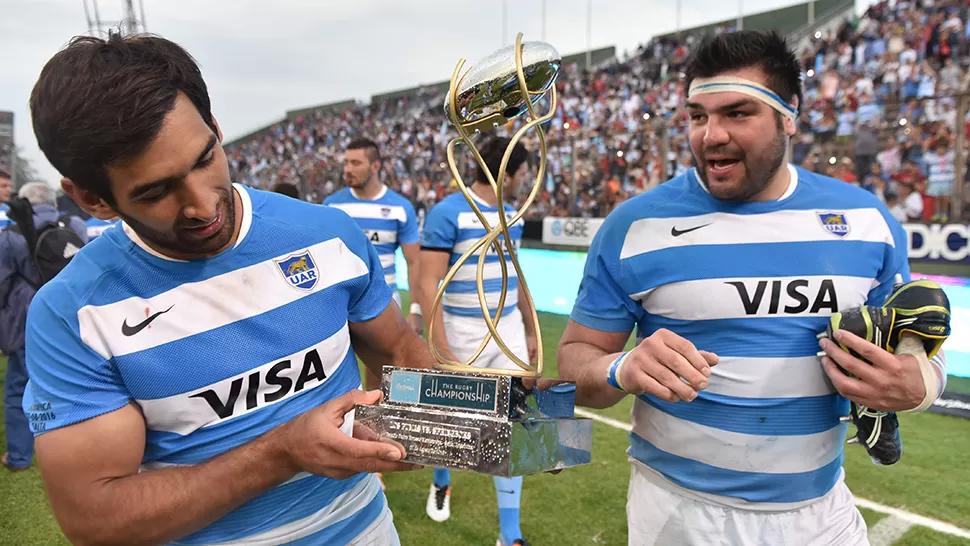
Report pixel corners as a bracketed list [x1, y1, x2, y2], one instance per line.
[128, 135, 218, 200]
[686, 99, 759, 113]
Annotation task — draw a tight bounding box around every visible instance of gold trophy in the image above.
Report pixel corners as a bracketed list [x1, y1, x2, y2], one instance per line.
[355, 33, 592, 477]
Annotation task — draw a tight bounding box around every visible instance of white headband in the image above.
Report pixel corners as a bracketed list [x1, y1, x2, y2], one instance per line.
[688, 76, 798, 122]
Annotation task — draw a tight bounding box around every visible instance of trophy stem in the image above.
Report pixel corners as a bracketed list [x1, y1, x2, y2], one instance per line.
[427, 32, 557, 379]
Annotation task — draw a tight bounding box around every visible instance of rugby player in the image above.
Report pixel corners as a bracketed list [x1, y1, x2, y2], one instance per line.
[418, 137, 537, 546]
[326, 138, 424, 393]
[23, 33, 429, 546]
[557, 31, 947, 545]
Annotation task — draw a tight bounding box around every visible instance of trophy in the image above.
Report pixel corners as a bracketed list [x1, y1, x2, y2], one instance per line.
[354, 33, 592, 477]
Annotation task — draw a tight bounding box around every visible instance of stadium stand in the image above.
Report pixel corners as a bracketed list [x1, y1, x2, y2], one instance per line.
[224, 0, 970, 223]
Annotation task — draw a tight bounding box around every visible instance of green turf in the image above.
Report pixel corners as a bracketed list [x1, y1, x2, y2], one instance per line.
[896, 526, 970, 546]
[3, 296, 969, 545]
[945, 374, 970, 395]
[859, 507, 888, 528]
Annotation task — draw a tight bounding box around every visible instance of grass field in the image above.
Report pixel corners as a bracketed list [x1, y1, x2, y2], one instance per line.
[2, 292, 969, 545]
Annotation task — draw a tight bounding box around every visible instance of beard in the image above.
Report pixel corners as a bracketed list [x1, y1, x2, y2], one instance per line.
[693, 117, 788, 203]
[118, 185, 237, 259]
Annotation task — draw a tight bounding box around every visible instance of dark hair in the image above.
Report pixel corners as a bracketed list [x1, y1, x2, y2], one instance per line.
[30, 32, 217, 203]
[684, 30, 803, 115]
[475, 137, 530, 184]
[346, 138, 381, 164]
[273, 182, 301, 200]
[0, 170, 9, 180]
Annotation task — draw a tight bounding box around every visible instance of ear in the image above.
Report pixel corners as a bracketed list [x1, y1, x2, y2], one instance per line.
[783, 94, 800, 137]
[61, 178, 117, 221]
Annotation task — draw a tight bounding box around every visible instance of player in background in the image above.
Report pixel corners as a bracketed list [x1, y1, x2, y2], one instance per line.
[24, 33, 429, 546]
[0, 170, 12, 229]
[557, 31, 946, 546]
[418, 137, 538, 546]
[326, 138, 423, 392]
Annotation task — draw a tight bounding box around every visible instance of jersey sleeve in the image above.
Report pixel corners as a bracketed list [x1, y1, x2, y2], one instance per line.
[398, 199, 420, 245]
[335, 212, 394, 322]
[569, 216, 642, 333]
[420, 203, 457, 250]
[867, 208, 912, 306]
[22, 289, 131, 435]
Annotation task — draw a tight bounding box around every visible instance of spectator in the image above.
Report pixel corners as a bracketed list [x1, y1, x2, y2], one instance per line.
[0, 182, 87, 472]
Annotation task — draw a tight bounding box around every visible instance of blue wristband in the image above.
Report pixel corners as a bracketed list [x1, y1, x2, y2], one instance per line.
[606, 352, 630, 392]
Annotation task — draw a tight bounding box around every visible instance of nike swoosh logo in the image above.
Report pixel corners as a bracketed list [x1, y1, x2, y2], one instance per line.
[122, 305, 174, 337]
[496, 489, 516, 494]
[670, 223, 712, 237]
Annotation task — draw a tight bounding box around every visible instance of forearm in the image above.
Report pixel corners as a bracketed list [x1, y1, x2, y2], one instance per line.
[58, 427, 296, 546]
[557, 340, 629, 409]
[421, 277, 455, 360]
[517, 283, 537, 336]
[406, 268, 422, 315]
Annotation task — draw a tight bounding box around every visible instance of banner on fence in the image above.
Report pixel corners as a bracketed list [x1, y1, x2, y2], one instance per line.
[904, 223, 970, 263]
[542, 217, 604, 246]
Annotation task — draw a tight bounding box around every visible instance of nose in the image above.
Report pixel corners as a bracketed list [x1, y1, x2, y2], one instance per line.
[703, 117, 731, 148]
[179, 178, 219, 221]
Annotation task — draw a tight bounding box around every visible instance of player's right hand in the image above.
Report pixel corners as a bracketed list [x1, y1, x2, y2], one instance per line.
[618, 329, 719, 403]
[277, 390, 423, 480]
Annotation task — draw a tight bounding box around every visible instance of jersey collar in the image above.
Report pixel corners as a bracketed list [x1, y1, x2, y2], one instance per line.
[121, 183, 253, 262]
[349, 184, 387, 201]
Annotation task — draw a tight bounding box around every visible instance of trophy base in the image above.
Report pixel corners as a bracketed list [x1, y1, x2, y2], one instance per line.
[353, 367, 592, 477]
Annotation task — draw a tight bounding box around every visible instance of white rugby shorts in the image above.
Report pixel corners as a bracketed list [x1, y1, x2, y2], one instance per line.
[442, 308, 529, 370]
[626, 462, 869, 546]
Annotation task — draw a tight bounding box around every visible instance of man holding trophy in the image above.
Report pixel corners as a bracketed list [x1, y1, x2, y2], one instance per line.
[418, 136, 537, 545]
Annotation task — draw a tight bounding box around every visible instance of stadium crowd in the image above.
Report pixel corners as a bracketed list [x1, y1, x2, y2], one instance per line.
[226, 0, 970, 223]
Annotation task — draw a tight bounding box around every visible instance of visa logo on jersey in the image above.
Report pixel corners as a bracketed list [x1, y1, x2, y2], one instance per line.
[275, 250, 318, 290]
[817, 212, 850, 238]
[726, 279, 838, 315]
[189, 348, 329, 420]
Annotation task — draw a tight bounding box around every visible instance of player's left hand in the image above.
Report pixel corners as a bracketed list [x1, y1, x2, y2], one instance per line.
[407, 313, 424, 336]
[526, 331, 538, 364]
[818, 330, 925, 412]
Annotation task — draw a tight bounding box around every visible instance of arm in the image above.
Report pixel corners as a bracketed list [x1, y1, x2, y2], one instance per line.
[419, 249, 458, 362]
[517, 280, 538, 364]
[349, 299, 434, 377]
[36, 403, 294, 546]
[400, 241, 423, 333]
[558, 319, 634, 408]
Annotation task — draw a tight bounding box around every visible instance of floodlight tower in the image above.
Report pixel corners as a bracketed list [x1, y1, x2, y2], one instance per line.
[83, 0, 147, 36]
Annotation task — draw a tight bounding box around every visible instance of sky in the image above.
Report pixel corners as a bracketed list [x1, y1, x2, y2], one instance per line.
[1, 0, 865, 185]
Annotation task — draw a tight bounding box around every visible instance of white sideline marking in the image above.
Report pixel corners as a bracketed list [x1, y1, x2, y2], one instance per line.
[574, 408, 970, 540]
[867, 515, 914, 546]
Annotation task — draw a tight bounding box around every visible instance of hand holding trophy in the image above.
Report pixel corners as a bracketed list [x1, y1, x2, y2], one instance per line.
[354, 33, 592, 477]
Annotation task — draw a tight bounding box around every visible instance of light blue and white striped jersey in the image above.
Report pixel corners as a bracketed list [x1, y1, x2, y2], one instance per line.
[421, 190, 523, 318]
[23, 184, 394, 545]
[0, 203, 10, 229]
[325, 185, 419, 293]
[572, 165, 921, 510]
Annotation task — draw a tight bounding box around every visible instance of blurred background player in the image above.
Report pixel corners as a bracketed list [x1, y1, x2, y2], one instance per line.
[418, 137, 538, 546]
[558, 31, 945, 546]
[0, 182, 87, 472]
[0, 169, 12, 229]
[326, 138, 423, 394]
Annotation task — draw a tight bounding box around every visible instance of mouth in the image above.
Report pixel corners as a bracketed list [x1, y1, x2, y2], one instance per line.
[182, 214, 224, 239]
[706, 158, 741, 176]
